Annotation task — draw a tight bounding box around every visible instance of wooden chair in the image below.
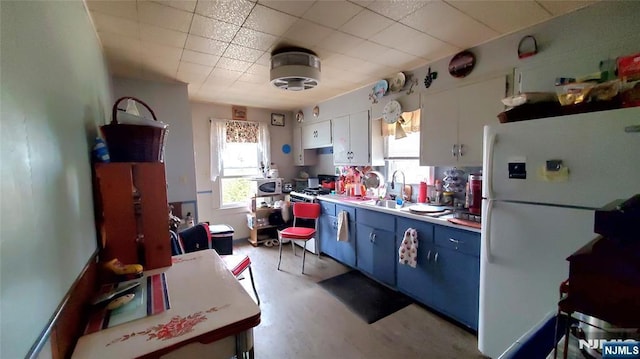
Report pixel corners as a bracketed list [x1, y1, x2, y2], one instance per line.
[176, 223, 260, 305]
[277, 202, 321, 274]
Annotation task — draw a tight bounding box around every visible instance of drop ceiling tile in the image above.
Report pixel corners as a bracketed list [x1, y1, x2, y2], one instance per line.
[246, 63, 270, 76]
[244, 4, 300, 36]
[302, 1, 363, 29]
[366, 0, 430, 20]
[339, 9, 394, 39]
[370, 22, 424, 49]
[185, 34, 229, 55]
[86, 1, 138, 21]
[195, 0, 255, 26]
[350, 0, 375, 7]
[322, 53, 364, 70]
[143, 58, 180, 79]
[187, 83, 202, 94]
[344, 40, 389, 61]
[99, 32, 141, 55]
[104, 49, 141, 66]
[395, 32, 459, 60]
[216, 57, 253, 72]
[190, 14, 240, 42]
[316, 31, 365, 55]
[233, 28, 277, 51]
[238, 72, 268, 84]
[402, 1, 499, 48]
[370, 48, 418, 68]
[282, 20, 333, 48]
[206, 68, 243, 84]
[150, 0, 197, 13]
[108, 60, 143, 78]
[257, 0, 314, 17]
[177, 64, 212, 83]
[141, 42, 184, 62]
[138, 1, 193, 33]
[255, 52, 272, 66]
[537, 0, 595, 15]
[181, 49, 220, 66]
[351, 61, 396, 76]
[91, 12, 139, 38]
[445, 1, 550, 34]
[140, 24, 187, 48]
[222, 44, 264, 62]
[178, 61, 213, 75]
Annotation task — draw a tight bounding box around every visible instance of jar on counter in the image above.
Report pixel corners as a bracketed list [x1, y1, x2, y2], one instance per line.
[442, 192, 454, 206]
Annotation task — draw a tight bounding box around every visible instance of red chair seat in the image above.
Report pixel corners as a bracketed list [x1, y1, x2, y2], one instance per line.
[280, 227, 316, 239]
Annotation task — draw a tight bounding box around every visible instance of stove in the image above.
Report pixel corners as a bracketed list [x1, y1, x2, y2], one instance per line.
[302, 187, 331, 195]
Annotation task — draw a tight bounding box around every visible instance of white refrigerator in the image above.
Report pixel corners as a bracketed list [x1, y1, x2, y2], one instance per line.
[478, 107, 640, 358]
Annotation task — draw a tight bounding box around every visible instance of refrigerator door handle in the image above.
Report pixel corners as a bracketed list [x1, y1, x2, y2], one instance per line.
[483, 199, 494, 263]
[485, 132, 497, 199]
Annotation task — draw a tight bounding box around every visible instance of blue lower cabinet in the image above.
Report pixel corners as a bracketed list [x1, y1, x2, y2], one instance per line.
[334, 205, 356, 267]
[432, 246, 480, 330]
[319, 214, 337, 258]
[356, 222, 396, 286]
[396, 218, 438, 308]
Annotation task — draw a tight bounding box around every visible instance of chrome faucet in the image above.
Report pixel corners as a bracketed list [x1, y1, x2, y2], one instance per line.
[391, 170, 407, 201]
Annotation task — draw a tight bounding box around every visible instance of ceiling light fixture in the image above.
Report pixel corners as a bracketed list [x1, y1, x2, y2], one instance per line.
[270, 47, 321, 91]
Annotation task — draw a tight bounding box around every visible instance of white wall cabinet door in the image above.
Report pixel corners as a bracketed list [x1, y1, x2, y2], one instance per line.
[293, 126, 317, 166]
[420, 76, 505, 166]
[348, 110, 371, 165]
[420, 88, 458, 166]
[332, 115, 350, 164]
[302, 120, 332, 149]
[457, 76, 505, 166]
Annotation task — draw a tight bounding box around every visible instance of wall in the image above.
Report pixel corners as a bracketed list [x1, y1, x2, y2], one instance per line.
[111, 77, 196, 204]
[0, 1, 112, 357]
[191, 102, 294, 238]
[299, 0, 640, 169]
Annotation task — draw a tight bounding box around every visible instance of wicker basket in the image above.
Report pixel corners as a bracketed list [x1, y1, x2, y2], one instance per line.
[101, 97, 167, 162]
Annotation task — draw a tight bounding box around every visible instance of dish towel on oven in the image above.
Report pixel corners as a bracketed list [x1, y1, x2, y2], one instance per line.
[399, 228, 418, 268]
[337, 210, 349, 241]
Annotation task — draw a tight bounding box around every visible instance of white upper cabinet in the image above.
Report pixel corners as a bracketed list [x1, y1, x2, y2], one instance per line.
[420, 76, 506, 166]
[302, 120, 332, 149]
[293, 126, 317, 166]
[332, 110, 384, 166]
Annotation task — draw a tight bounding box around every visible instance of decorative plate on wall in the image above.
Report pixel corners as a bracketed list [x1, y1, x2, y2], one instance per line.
[388, 72, 406, 92]
[296, 110, 304, 123]
[313, 105, 319, 118]
[448, 50, 476, 78]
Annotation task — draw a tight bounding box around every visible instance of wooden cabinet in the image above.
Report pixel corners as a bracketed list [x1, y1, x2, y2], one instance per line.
[293, 126, 317, 166]
[355, 209, 396, 286]
[420, 76, 505, 166]
[302, 120, 331, 149]
[332, 110, 384, 166]
[246, 195, 284, 246]
[94, 162, 171, 270]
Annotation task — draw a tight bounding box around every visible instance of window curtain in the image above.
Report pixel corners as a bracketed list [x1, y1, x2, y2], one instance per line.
[210, 119, 226, 181]
[381, 109, 421, 137]
[210, 119, 270, 181]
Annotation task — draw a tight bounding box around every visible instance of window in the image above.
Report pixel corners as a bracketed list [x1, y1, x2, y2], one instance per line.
[383, 109, 433, 184]
[210, 120, 270, 207]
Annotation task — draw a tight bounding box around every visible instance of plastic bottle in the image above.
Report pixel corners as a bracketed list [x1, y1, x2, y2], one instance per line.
[93, 137, 110, 163]
[418, 181, 427, 203]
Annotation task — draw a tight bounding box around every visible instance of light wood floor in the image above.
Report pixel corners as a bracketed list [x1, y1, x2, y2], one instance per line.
[233, 240, 485, 359]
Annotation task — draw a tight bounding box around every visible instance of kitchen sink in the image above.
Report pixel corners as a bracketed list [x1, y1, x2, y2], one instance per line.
[361, 199, 401, 208]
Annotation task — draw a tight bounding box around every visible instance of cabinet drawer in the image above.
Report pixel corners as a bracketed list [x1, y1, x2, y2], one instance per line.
[397, 218, 434, 245]
[319, 201, 336, 216]
[434, 226, 480, 257]
[356, 208, 394, 229]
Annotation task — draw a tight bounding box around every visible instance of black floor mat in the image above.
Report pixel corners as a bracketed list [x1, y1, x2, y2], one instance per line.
[318, 271, 413, 324]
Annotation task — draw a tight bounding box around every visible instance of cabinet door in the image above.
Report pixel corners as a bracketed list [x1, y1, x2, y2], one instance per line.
[348, 110, 370, 165]
[332, 115, 350, 164]
[356, 223, 374, 275]
[396, 218, 438, 307]
[371, 227, 396, 286]
[303, 121, 331, 148]
[457, 76, 505, 166]
[432, 247, 480, 330]
[420, 89, 458, 166]
[293, 127, 303, 166]
[319, 214, 337, 258]
[334, 205, 356, 267]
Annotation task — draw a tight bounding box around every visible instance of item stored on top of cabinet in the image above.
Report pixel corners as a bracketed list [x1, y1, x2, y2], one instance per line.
[448, 50, 476, 78]
[101, 97, 167, 163]
[424, 67, 438, 88]
[369, 80, 389, 104]
[617, 52, 640, 82]
[388, 72, 406, 92]
[296, 110, 304, 123]
[517, 35, 538, 59]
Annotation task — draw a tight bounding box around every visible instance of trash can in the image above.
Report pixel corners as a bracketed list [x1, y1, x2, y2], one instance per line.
[209, 224, 234, 255]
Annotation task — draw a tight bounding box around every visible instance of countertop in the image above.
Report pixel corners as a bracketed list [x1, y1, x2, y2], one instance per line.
[316, 194, 481, 233]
